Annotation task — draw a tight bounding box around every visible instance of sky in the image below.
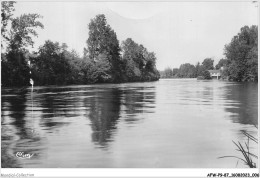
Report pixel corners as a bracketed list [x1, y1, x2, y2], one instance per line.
[12, 1, 258, 70]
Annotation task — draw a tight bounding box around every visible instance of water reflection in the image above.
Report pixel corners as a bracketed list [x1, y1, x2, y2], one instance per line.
[1, 88, 45, 167]
[224, 83, 258, 125]
[39, 88, 80, 118]
[36, 87, 87, 131]
[1, 89, 34, 140]
[83, 85, 157, 148]
[39, 91, 71, 130]
[1, 80, 258, 168]
[8, 90, 28, 139]
[1, 89, 27, 168]
[84, 88, 121, 148]
[122, 86, 156, 123]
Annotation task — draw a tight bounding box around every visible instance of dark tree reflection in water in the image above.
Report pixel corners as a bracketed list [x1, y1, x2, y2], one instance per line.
[6, 89, 27, 138]
[121, 86, 156, 124]
[39, 89, 72, 130]
[84, 86, 157, 148]
[85, 88, 122, 148]
[224, 83, 258, 125]
[1, 88, 45, 167]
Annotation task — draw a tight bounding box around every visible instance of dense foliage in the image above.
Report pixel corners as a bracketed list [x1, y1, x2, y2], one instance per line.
[1, 7, 160, 87]
[223, 25, 258, 82]
[120, 38, 159, 82]
[1, 1, 44, 86]
[85, 15, 159, 83]
[1, 1, 15, 45]
[215, 59, 229, 70]
[86, 14, 121, 82]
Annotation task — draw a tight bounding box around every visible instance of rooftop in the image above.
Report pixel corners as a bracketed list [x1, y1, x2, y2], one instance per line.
[208, 70, 220, 73]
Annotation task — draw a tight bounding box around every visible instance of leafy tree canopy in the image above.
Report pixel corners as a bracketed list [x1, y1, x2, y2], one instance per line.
[224, 25, 258, 81]
[1, 1, 16, 44]
[202, 58, 214, 70]
[9, 13, 44, 52]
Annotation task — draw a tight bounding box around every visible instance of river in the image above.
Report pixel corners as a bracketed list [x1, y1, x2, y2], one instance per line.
[1, 79, 258, 168]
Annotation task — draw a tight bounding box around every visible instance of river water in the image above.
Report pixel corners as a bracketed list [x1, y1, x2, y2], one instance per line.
[1, 79, 258, 168]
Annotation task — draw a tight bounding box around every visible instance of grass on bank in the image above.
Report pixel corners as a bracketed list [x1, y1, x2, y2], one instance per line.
[218, 126, 258, 168]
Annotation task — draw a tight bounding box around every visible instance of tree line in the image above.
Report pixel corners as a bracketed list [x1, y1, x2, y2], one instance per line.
[160, 58, 214, 79]
[1, 2, 160, 87]
[160, 25, 258, 82]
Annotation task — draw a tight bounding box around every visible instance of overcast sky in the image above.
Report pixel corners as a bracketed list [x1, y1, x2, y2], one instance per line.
[13, 1, 258, 70]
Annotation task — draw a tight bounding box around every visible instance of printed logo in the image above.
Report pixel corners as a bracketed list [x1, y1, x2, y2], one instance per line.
[16, 152, 34, 159]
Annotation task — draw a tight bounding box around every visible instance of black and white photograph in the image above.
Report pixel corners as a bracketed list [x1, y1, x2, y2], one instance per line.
[1, 0, 259, 177]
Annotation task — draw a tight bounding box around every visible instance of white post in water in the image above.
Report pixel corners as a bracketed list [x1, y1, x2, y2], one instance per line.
[30, 78, 34, 119]
[26, 55, 36, 134]
[28, 60, 34, 130]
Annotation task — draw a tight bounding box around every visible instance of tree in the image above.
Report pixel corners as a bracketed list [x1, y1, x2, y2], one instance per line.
[195, 62, 203, 77]
[121, 38, 143, 65]
[1, 5, 44, 87]
[124, 59, 142, 81]
[202, 58, 214, 71]
[202, 70, 212, 80]
[8, 13, 44, 52]
[1, 51, 30, 86]
[1, 1, 16, 47]
[86, 14, 121, 82]
[121, 38, 159, 81]
[172, 68, 179, 77]
[121, 38, 144, 81]
[31, 40, 83, 85]
[224, 25, 258, 81]
[178, 63, 196, 78]
[142, 51, 160, 81]
[83, 47, 88, 59]
[164, 67, 173, 78]
[32, 40, 61, 85]
[93, 53, 113, 83]
[215, 58, 229, 70]
[145, 52, 156, 71]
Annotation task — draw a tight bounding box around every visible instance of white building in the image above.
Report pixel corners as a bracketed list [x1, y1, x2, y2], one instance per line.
[208, 70, 221, 79]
